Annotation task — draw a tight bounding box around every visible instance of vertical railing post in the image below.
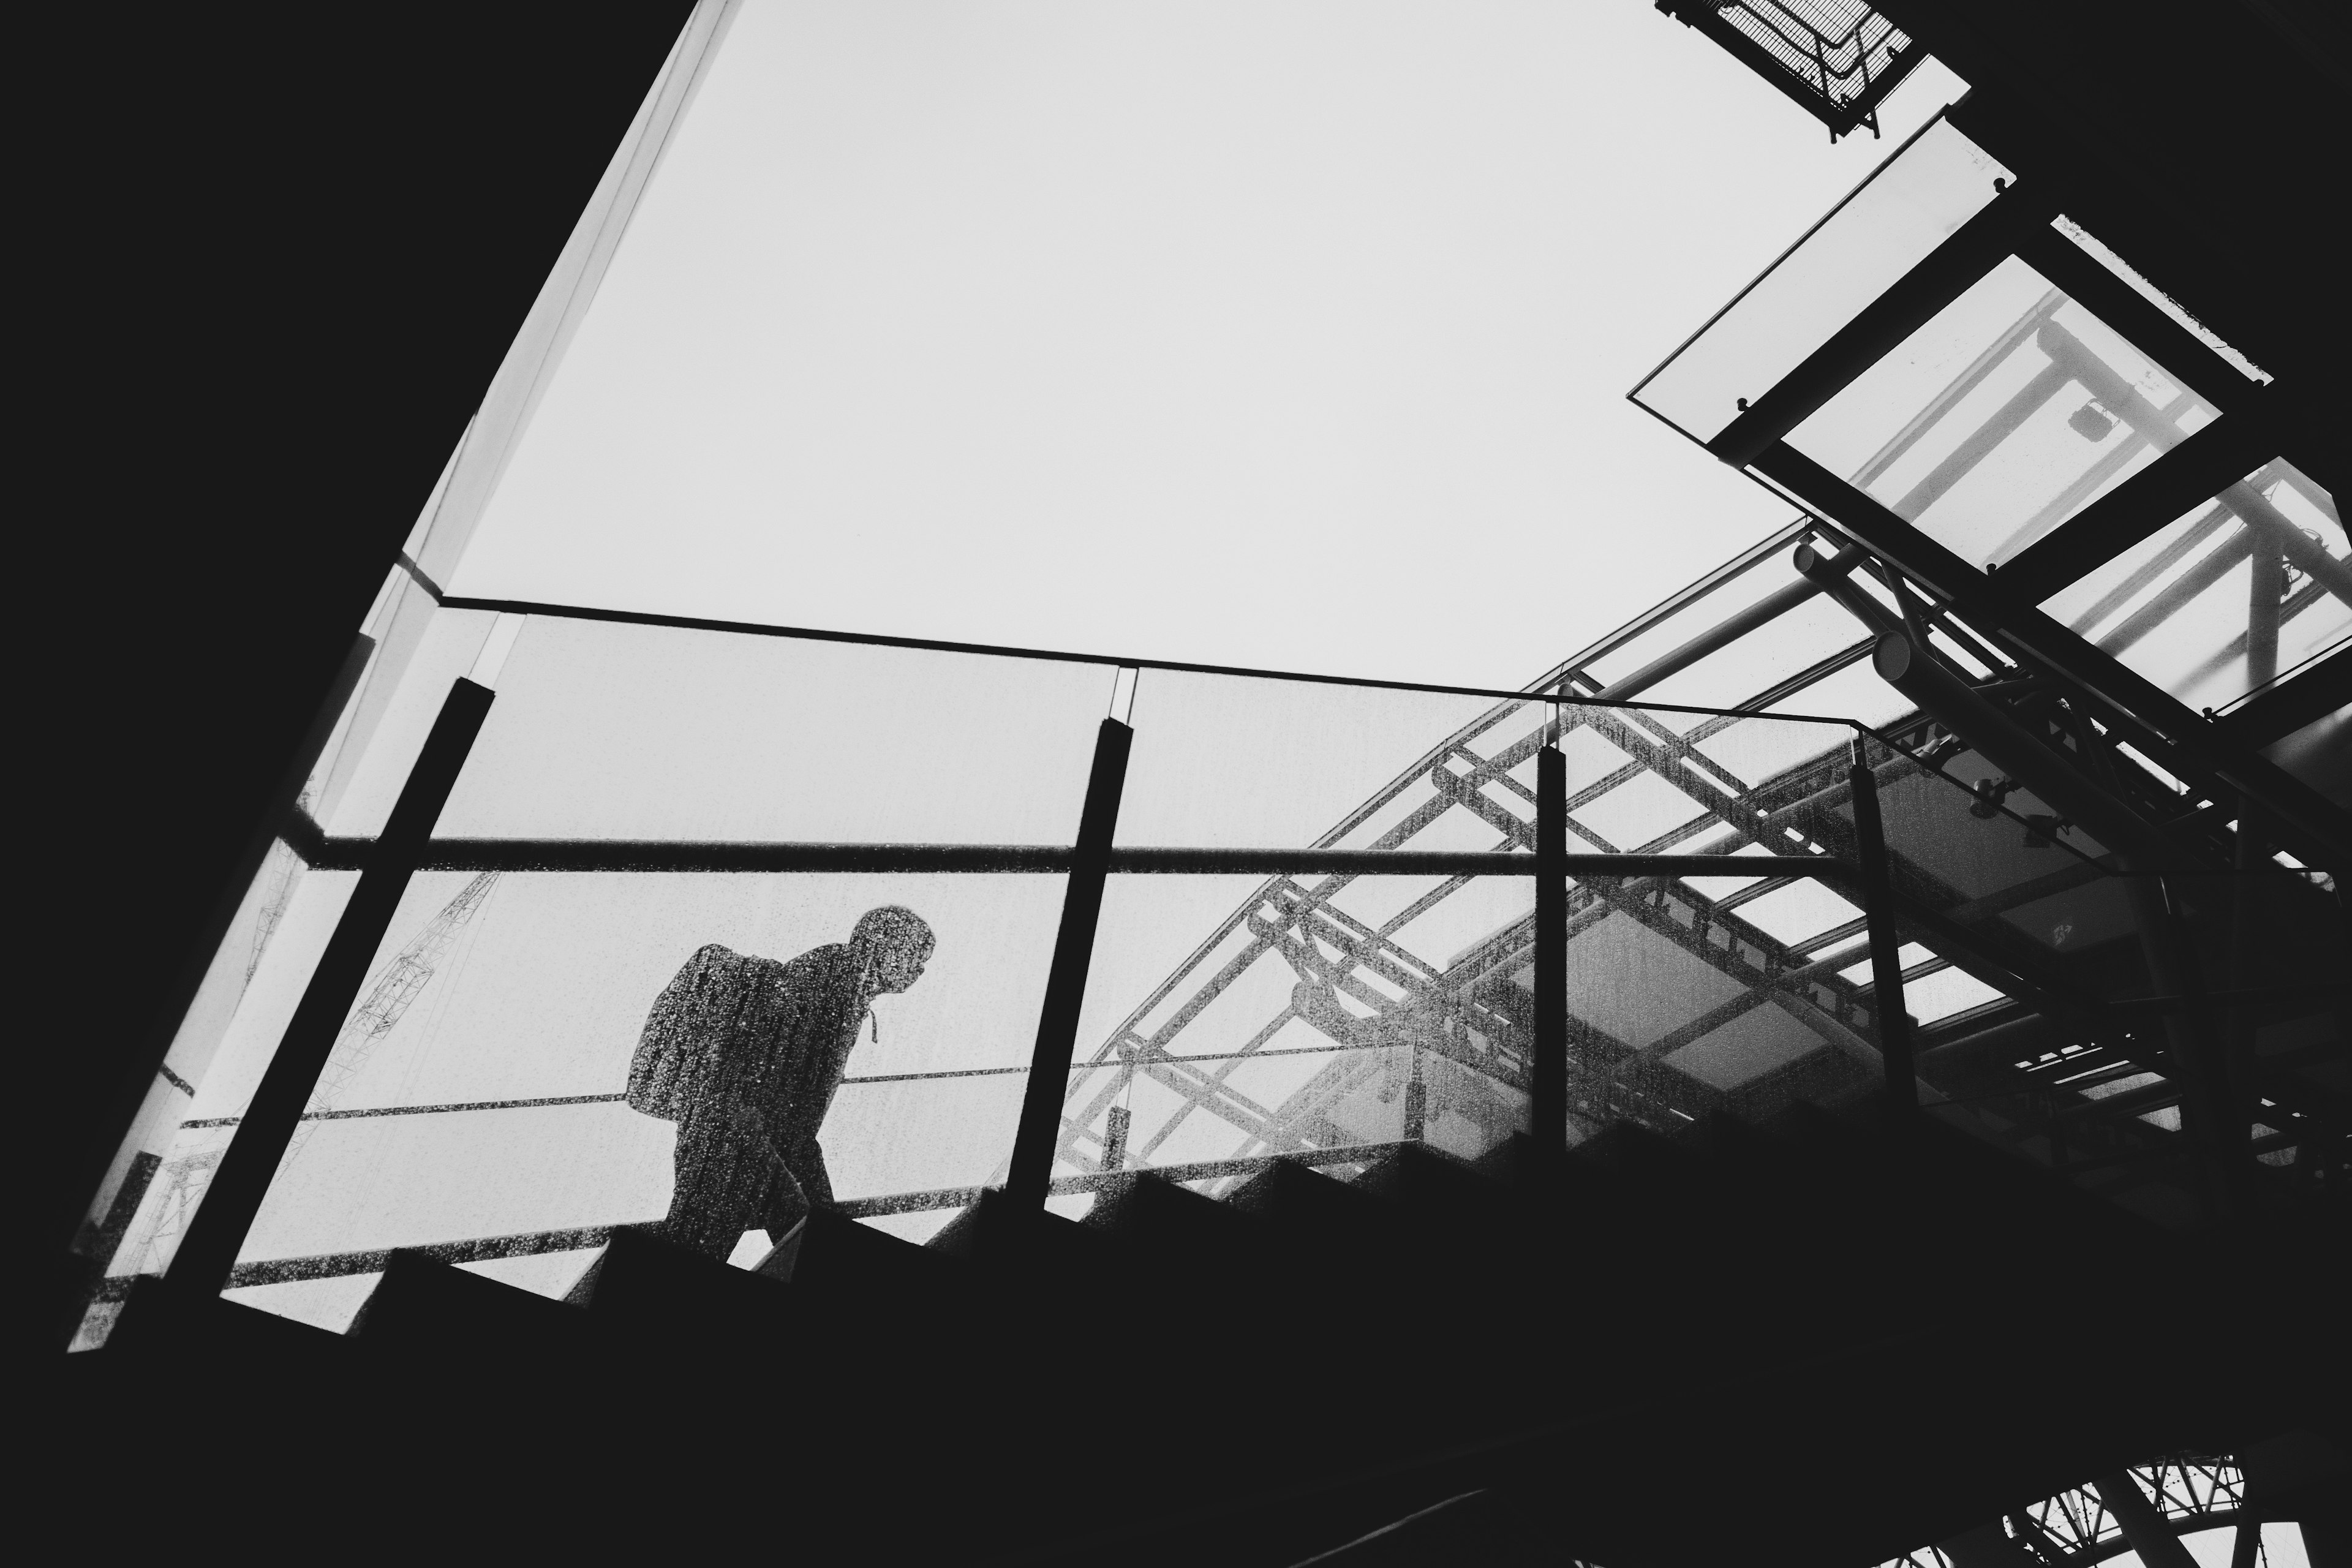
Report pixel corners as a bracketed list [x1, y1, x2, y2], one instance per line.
[136, 677, 497, 1329]
[1848, 733, 1917, 1113]
[1006, 716, 1133, 1210]
[1532, 734, 1567, 1153]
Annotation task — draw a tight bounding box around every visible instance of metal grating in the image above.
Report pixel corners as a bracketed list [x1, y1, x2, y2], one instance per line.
[1657, 0, 1923, 137]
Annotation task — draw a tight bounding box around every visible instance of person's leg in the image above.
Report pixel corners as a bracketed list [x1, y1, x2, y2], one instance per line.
[665, 1113, 763, 1259]
[761, 1156, 813, 1240]
[799, 1142, 837, 1210]
[763, 1140, 835, 1239]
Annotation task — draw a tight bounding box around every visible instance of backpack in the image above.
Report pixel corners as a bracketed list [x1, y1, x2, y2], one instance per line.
[626, 944, 747, 1120]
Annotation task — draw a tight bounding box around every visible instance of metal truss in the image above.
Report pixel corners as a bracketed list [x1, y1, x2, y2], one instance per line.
[1882, 1457, 2248, 1561]
[1654, 0, 1925, 138]
[1877, 1454, 2252, 1567]
[1066, 165, 2352, 1218]
[1611, 112, 2351, 1223]
[1049, 685, 2100, 1187]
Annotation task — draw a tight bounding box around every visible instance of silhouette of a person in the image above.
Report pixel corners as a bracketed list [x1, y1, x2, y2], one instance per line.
[628, 906, 935, 1259]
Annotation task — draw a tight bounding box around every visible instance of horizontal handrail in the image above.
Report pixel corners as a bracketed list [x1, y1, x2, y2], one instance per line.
[296, 835, 1853, 881]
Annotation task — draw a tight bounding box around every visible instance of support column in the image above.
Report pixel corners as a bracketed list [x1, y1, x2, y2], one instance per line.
[1848, 734, 1917, 1112]
[1532, 740, 1567, 1152]
[2064, 698, 2247, 1218]
[2246, 533, 2283, 690]
[149, 677, 497, 1318]
[2092, 1473, 2199, 1568]
[1006, 717, 1133, 1210]
[2227, 797, 2266, 1166]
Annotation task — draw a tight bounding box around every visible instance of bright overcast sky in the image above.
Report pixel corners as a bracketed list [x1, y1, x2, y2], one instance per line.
[450, 1, 1964, 692]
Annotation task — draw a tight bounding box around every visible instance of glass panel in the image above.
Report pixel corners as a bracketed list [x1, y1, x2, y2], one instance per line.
[2040, 462, 2349, 714]
[1070, 874, 1538, 1189]
[308, 591, 505, 837]
[1861, 736, 2129, 934]
[217, 870, 1063, 1330]
[1566, 723, 1887, 1127]
[1114, 669, 1515, 850]
[439, 619, 1113, 843]
[68, 854, 362, 1349]
[1560, 862, 1887, 1134]
[1631, 116, 2013, 444]
[1787, 254, 2230, 573]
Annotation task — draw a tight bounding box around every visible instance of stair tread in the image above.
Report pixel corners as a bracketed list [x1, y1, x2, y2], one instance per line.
[352, 1249, 587, 1360]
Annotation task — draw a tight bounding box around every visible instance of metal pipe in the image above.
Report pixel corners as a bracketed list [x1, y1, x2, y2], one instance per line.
[1992, 388, 2206, 566]
[2172, 575, 2332, 701]
[1757, 439, 2352, 870]
[1868, 631, 2179, 864]
[2227, 480, 2352, 606]
[2095, 527, 2255, 658]
[2247, 535, 2285, 688]
[1793, 541, 1903, 638]
[2043, 321, 2352, 606]
[1890, 359, 2074, 521]
[2068, 498, 2237, 635]
[1849, 734, 1918, 1112]
[1599, 563, 1842, 701]
[1796, 540, 2230, 875]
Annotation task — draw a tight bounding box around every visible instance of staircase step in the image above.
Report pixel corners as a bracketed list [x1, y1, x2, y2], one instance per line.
[1223, 1156, 1398, 1254]
[350, 1250, 589, 1362]
[753, 1208, 966, 1308]
[1352, 1141, 1510, 1218]
[107, 1275, 348, 1367]
[1572, 1119, 1708, 1189]
[1082, 1171, 1294, 1313]
[1086, 1170, 1273, 1254]
[566, 1224, 805, 1355]
[926, 1187, 1124, 1282]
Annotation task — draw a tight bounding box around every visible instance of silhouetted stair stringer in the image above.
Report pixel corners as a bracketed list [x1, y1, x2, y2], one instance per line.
[51, 1098, 2345, 1566]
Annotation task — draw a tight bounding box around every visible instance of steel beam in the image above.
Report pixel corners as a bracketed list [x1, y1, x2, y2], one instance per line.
[1709, 183, 2064, 467]
[1597, 565, 1839, 701]
[1754, 442, 2352, 865]
[2091, 1473, 2199, 1568]
[2000, 412, 2275, 601]
[2013, 224, 2267, 417]
[2215, 646, 2349, 751]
